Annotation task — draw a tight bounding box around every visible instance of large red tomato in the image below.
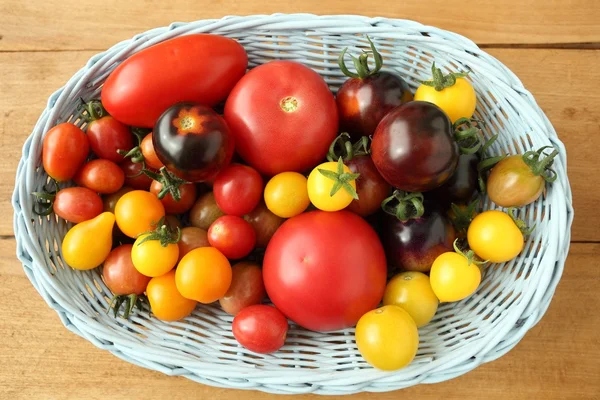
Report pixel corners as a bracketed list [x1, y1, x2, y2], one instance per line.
[263, 210, 387, 332]
[102, 34, 248, 128]
[224, 61, 338, 176]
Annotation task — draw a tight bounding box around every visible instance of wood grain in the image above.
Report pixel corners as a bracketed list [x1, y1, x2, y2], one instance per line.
[2, 49, 598, 240]
[2, 240, 598, 400]
[0, 0, 599, 51]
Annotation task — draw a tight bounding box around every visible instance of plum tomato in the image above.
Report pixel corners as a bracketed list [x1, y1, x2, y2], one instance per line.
[208, 215, 256, 260]
[243, 201, 285, 249]
[74, 159, 125, 194]
[82, 100, 134, 163]
[42, 122, 89, 182]
[263, 172, 310, 218]
[189, 191, 225, 230]
[175, 247, 232, 304]
[232, 305, 288, 354]
[219, 262, 266, 315]
[53, 187, 103, 223]
[213, 163, 263, 216]
[177, 227, 210, 262]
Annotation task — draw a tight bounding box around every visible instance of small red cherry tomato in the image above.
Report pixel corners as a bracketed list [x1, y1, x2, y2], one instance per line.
[208, 215, 256, 259]
[213, 163, 263, 216]
[140, 133, 164, 170]
[42, 123, 89, 182]
[120, 159, 154, 191]
[232, 305, 288, 354]
[102, 244, 151, 295]
[74, 159, 125, 194]
[53, 187, 103, 223]
[84, 100, 134, 163]
[150, 181, 197, 215]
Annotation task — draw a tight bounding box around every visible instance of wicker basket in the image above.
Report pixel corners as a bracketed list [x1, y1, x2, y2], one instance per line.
[12, 14, 573, 395]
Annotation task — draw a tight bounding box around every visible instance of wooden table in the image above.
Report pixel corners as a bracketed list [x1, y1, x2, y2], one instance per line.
[1, 1, 599, 399]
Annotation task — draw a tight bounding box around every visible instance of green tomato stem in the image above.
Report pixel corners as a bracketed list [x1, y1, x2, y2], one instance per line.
[338, 35, 384, 79]
[381, 190, 425, 222]
[421, 62, 470, 91]
[317, 157, 360, 200]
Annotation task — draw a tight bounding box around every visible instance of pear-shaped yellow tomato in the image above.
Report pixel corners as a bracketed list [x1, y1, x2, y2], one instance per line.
[307, 158, 359, 212]
[62, 212, 115, 270]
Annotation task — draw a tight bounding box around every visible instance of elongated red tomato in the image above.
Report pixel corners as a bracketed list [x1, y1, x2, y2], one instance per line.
[224, 61, 338, 176]
[54, 187, 103, 223]
[102, 34, 248, 127]
[42, 123, 89, 182]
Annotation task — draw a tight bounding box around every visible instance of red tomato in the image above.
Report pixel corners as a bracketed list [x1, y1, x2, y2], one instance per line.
[263, 210, 387, 332]
[232, 305, 288, 354]
[85, 102, 134, 163]
[208, 215, 256, 259]
[74, 159, 125, 194]
[120, 159, 154, 190]
[53, 187, 103, 223]
[102, 244, 150, 295]
[140, 133, 164, 170]
[149, 181, 197, 215]
[102, 34, 248, 127]
[224, 61, 338, 176]
[42, 123, 89, 182]
[213, 164, 263, 216]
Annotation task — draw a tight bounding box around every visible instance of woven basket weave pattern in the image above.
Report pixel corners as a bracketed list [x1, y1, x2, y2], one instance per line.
[12, 14, 573, 395]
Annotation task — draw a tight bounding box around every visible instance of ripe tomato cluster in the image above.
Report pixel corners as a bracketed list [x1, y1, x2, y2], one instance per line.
[36, 34, 559, 370]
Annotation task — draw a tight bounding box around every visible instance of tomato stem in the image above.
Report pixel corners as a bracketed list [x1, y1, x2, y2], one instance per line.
[381, 190, 425, 222]
[143, 167, 190, 201]
[338, 36, 383, 79]
[137, 218, 182, 247]
[453, 117, 485, 155]
[449, 199, 479, 237]
[476, 134, 509, 193]
[79, 99, 108, 122]
[421, 62, 470, 91]
[317, 157, 360, 199]
[326, 133, 371, 162]
[452, 239, 487, 266]
[32, 179, 60, 216]
[107, 293, 147, 319]
[522, 146, 559, 183]
[508, 208, 535, 236]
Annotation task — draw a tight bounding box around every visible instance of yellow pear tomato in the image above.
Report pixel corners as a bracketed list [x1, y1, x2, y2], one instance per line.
[62, 212, 115, 270]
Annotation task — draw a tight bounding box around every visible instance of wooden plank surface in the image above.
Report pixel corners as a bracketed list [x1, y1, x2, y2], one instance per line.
[2, 48, 598, 240]
[1, 0, 599, 51]
[2, 240, 598, 399]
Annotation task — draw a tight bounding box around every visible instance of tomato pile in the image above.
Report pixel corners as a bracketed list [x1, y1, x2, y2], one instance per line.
[35, 34, 559, 371]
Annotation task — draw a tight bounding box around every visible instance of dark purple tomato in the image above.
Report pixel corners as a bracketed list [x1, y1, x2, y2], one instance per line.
[153, 102, 235, 182]
[346, 154, 391, 217]
[381, 202, 456, 272]
[429, 153, 479, 207]
[371, 101, 459, 192]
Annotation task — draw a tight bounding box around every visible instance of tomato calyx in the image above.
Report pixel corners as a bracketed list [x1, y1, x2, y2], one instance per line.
[117, 127, 151, 168]
[453, 117, 484, 155]
[508, 207, 535, 236]
[338, 36, 383, 79]
[420, 62, 470, 92]
[144, 166, 190, 201]
[137, 219, 182, 247]
[79, 98, 109, 122]
[522, 146, 559, 183]
[317, 157, 360, 199]
[326, 132, 370, 162]
[449, 199, 479, 237]
[476, 134, 509, 193]
[32, 179, 60, 216]
[453, 239, 486, 266]
[107, 293, 147, 319]
[381, 190, 425, 222]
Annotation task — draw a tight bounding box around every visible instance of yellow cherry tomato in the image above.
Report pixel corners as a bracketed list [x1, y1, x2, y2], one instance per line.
[131, 232, 179, 278]
[414, 63, 476, 123]
[355, 305, 419, 371]
[146, 270, 197, 322]
[176, 247, 232, 303]
[383, 272, 439, 327]
[307, 158, 358, 212]
[115, 190, 165, 238]
[264, 172, 310, 218]
[62, 212, 115, 270]
[430, 251, 481, 302]
[467, 210, 524, 263]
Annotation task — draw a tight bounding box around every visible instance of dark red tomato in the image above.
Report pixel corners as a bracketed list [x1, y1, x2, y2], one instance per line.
[430, 153, 479, 207]
[213, 163, 263, 216]
[42, 123, 89, 182]
[232, 305, 288, 354]
[103, 186, 134, 213]
[150, 181, 197, 215]
[371, 101, 459, 192]
[346, 155, 391, 216]
[119, 159, 154, 190]
[54, 187, 103, 223]
[189, 192, 225, 230]
[84, 101, 134, 163]
[263, 210, 387, 332]
[74, 159, 125, 194]
[140, 133, 164, 170]
[243, 201, 285, 249]
[102, 244, 151, 295]
[219, 262, 266, 315]
[177, 227, 210, 262]
[102, 34, 248, 128]
[224, 60, 338, 176]
[153, 102, 234, 182]
[208, 215, 256, 260]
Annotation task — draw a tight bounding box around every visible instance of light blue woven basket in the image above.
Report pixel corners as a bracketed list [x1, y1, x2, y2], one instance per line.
[12, 14, 573, 395]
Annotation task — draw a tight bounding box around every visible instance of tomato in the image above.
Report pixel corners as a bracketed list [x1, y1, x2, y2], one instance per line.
[213, 164, 263, 216]
[102, 34, 248, 128]
[371, 101, 459, 192]
[487, 147, 559, 207]
[120, 158, 155, 190]
[355, 305, 419, 371]
[383, 272, 438, 327]
[150, 180, 197, 215]
[131, 225, 180, 277]
[431, 153, 479, 206]
[414, 63, 476, 124]
[83, 100, 134, 163]
[153, 102, 235, 182]
[243, 201, 285, 249]
[42, 123, 89, 182]
[103, 186, 134, 213]
[53, 187, 103, 223]
[62, 212, 115, 270]
[175, 247, 232, 303]
[232, 305, 288, 354]
[263, 210, 387, 332]
[336, 38, 413, 139]
[219, 262, 266, 315]
[381, 194, 456, 272]
[307, 159, 359, 212]
[147, 270, 197, 322]
[263, 172, 310, 218]
[140, 133, 164, 170]
[467, 210, 524, 263]
[74, 159, 125, 194]
[208, 215, 256, 260]
[189, 191, 225, 230]
[115, 190, 165, 238]
[430, 250, 482, 302]
[224, 60, 338, 176]
[177, 227, 210, 262]
[102, 244, 150, 295]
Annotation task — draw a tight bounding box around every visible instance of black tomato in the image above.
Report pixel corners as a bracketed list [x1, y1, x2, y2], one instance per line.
[429, 153, 479, 207]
